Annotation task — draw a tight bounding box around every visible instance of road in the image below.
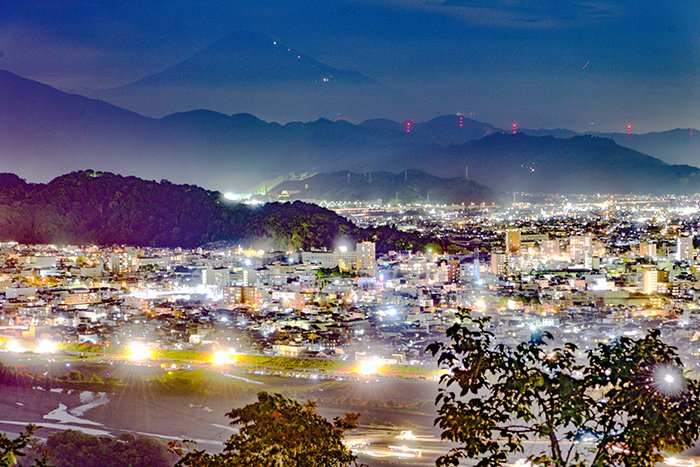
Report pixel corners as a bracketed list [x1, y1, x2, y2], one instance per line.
[1, 352, 699, 466]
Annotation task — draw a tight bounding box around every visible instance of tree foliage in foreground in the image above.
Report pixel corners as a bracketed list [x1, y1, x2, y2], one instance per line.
[175, 391, 360, 467]
[44, 431, 175, 467]
[0, 426, 36, 467]
[427, 309, 700, 466]
[11, 429, 175, 467]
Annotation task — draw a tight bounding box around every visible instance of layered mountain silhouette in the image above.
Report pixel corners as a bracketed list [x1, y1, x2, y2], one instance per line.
[360, 115, 497, 145]
[433, 134, 700, 194]
[0, 171, 449, 252]
[520, 127, 700, 167]
[2, 69, 700, 195]
[268, 170, 502, 204]
[101, 31, 399, 121]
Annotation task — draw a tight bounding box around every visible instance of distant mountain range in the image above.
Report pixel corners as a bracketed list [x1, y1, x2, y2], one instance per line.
[2, 69, 700, 195]
[520, 127, 700, 167]
[268, 170, 503, 204]
[0, 171, 449, 252]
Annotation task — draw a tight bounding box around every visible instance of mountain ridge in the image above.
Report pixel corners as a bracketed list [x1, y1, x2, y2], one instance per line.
[2, 69, 699, 195]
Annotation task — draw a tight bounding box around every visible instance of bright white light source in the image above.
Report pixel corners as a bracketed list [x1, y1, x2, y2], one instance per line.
[357, 357, 383, 376]
[126, 342, 151, 362]
[6, 340, 25, 353]
[36, 339, 58, 354]
[212, 350, 237, 366]
[338, 245, 349, 253]
[396, 430, 417, 440]
[652, 364, 687, 397]
[663, 456, 696, 466]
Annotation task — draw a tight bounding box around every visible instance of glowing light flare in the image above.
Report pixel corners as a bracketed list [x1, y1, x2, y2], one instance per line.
[212, 349, 238, 366]
[396, 430, 417, 440]
[387, 445, 422, 458]
[458, 115, 464, 127]
[627, 123, 632, 135]
[404, 120, 412, 133]
[651, 364, 687, 397]
[126, 342, 151, 362]
[512, 122, 518, 134]
[611, 443, 631, 455]
[474, 298, 487, 311]
[356, 357, 383, 376]
[663, 456, 697, 466]
[6, 339, 25, 353]
[344, 438, 368, 448]
[36, 339, 58, 354]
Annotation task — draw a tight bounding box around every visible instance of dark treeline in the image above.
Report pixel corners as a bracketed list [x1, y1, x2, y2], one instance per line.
[0, 361, 117, 392]
[18, 430, 177, 467]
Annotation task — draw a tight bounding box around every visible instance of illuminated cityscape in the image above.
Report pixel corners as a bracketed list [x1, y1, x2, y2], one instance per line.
[1, 1, 700, 466]
[0, 194, 699, 463]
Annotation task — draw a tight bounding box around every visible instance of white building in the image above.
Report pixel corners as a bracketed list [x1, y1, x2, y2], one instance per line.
[676, 236, 693, 262]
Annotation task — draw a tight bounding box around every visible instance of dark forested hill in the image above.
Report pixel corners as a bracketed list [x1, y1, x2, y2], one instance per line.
[0, 171, 451, 253]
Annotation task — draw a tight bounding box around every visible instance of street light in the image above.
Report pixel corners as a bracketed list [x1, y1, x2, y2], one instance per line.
[357, 357, 383, 376]
[126, 342, 151, 362]
[36, 339, 58, 354]
[652, 364, 687, 397]
[212, 349, 237, 366]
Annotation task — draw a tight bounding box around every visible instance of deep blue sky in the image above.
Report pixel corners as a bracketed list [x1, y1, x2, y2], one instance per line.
[1, 0, 698, 132]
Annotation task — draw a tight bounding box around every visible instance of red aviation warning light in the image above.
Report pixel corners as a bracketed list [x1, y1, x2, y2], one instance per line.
[511, 122, 517, 135]
[626, 123, 632, 135]
[691, 128, 694, 138]
[405, 120, 412, 133]
[458, 115, 464, 128]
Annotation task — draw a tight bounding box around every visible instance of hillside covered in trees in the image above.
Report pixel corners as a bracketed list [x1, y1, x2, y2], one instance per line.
[0, 171, 454, 253]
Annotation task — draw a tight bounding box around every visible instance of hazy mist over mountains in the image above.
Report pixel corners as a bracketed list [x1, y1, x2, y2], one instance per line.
[2, 67, 700, 196]
[100, 31, 402, 122]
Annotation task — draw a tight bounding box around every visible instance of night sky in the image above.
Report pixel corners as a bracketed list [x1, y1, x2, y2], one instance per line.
[1, 0, 698, 132]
